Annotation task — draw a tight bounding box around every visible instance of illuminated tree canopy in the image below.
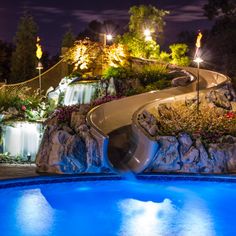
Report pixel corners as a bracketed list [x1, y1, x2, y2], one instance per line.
[63, 38, 130, 74]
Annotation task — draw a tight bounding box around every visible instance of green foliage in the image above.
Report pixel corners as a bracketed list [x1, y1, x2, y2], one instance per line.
[203, 0, 236, 20]
[169, 43, 190, 66]
[137, 64, 169, 86]
[118, 32, 160, 59]
[129, 5, 169, 39]
[104, 64, 172, 96]
[160, 51, 171, 63]
[117, 4, 168, 59]
[203, 1, 236, 77]
[61, 28, 75, 48]
[103, 66, 132, 80]
[0, 153, 34, 164]
[10, 12, 38, 83]
[0, 41, 13, 82]
[0, 87, 48, 122]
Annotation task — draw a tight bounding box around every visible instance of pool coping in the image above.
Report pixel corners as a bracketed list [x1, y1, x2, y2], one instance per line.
[0, 173, 236, 189]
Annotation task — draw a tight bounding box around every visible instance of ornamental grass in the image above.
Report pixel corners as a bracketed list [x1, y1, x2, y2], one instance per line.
[151, 102, 236, 143]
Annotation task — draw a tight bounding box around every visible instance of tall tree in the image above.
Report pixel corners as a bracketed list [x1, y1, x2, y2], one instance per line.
[203, 0, 236, 77]
[203, 0, 236, 20]
[77, 20, 120, 42]
[61, 27, 75, 48]
[0, 40, 13, 83]
[129, 4, 168, 41]
[10, 12, 38, 83]
[118, 5, 168, 59]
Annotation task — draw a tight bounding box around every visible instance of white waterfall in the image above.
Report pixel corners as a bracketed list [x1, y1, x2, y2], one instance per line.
[2, 122, 42, 161]
[63, 82, 98, 105]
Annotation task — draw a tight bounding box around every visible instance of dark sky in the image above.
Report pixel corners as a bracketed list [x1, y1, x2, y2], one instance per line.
[0, 0, 212, 55]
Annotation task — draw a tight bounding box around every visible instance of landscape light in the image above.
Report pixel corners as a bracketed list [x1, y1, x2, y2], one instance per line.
[144, 29, 152, 41]
[193, 57, 203, 64]
[193, 56, 203, 112]
[106, 34, 113, 41]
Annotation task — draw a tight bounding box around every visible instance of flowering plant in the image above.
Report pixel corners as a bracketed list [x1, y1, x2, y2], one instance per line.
[54, 105, 80, 124]
[150, 102, 236, 143]
[225, 111, 236, 119]
[91, 95, 123, 107]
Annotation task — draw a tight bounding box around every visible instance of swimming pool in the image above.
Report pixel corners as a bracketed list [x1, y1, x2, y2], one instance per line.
[0, 175, 235, 236]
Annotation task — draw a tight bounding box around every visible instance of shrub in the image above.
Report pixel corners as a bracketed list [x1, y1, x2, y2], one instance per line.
[169, 43, 190, 66]
[54, 105, 80, 124]
[103, 66, 133, 80]
[160, 51, 171, 63]
[151, 102, 236, 143]
[137, 64, 170, 86]
[0, 87, 50, 122]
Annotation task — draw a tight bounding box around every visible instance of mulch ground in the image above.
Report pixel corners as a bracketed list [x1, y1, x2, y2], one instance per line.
[0, 164, 41, 180]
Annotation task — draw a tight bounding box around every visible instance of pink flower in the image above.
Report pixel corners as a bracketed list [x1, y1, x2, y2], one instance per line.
[21, 105, 27, 111]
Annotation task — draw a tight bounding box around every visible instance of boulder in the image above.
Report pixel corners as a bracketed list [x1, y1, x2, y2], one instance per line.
[206, 90, 232, 110]
[195, 139, 214, 173]
[138, 110, 158, 136]
[36, 125, 58, 172]
[70, 111, 86, 133]
[171, 76, 191, 87]
[36, 126, 88, 174]
[178, 133, 193, 157]
[208, 144, 227, 173]
[219, 82, 236, 102]
[147, 136, 180, 171]
[180, 146, 199, 173]
[84, 132, 101, 172]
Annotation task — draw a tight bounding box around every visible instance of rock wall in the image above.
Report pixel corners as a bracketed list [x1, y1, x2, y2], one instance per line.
[139, 84, 236, 174]
[145, 133, 236, 174]
[36, 105, 112, 174]
[37, 83, 236, 175]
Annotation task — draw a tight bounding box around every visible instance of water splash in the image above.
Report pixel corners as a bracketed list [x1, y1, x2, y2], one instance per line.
[121, 171, 137, 182]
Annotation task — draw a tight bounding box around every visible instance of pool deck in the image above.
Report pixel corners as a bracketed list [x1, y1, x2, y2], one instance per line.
[1, 164, 236, 182]
[0, 164, 42, 180]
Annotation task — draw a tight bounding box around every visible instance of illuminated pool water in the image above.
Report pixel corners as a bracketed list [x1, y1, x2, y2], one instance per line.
[0, 176, 236, 236]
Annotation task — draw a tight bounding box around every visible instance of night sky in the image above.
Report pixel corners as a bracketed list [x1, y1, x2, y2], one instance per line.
[0, 0, 212, 55]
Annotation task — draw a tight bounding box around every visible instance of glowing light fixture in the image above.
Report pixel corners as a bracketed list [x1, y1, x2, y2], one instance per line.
[106, 34, 113, 41]
[144, 29, 152, 41]
[144, 29, 151, 37]
[193, 57, 203, 64]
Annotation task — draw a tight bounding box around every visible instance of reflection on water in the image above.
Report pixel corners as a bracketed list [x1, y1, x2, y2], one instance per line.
[16, 189, 54, 236]
[119, 198, 215, 236]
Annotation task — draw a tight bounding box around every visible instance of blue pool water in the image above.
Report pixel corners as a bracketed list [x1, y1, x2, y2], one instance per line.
[0, 178, 236, 236]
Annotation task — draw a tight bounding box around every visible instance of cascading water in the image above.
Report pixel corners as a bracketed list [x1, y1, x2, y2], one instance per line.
[63, 81, 98, 105]
[1, 122, 42, 161]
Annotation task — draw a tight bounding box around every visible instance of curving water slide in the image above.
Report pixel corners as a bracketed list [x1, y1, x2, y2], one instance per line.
[87, 67, 230, 173]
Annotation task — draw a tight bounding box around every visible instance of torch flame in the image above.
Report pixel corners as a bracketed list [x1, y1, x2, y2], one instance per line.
[195, 32, 202, 48]
[36, 37, 43, 60]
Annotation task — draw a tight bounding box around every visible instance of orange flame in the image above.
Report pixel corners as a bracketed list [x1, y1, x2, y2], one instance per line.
[195, 32, 202, 48]
[36, 37, 43, 60]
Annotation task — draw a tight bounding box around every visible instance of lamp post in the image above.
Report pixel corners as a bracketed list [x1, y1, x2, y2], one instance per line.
[193, 31, 203, 113]
[100, 33, 113, 47]
[36, 37, 43, 94]
[193, 56, 203, 112]
[36, 61, 43, 94]
[100, 33, 113, 75]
